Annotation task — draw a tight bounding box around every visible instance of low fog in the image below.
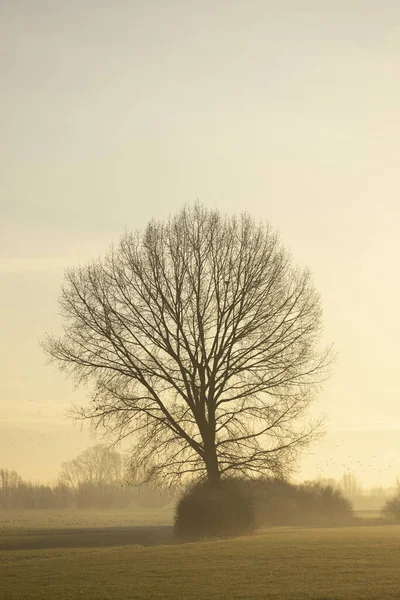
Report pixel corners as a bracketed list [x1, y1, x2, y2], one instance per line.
[1, 1, 400, 599]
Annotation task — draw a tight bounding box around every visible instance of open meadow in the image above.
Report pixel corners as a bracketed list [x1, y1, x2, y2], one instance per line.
[1, 510, 399, 599]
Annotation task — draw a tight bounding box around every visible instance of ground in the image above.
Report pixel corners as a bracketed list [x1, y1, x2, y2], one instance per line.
[1, 509, 399, 599]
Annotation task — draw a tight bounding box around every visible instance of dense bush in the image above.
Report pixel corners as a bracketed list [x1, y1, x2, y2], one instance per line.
[382, 491, 400, 522]
[175, 477, 354, 540]
[174, 478, 256, 540]
[252, 478, 353, 526]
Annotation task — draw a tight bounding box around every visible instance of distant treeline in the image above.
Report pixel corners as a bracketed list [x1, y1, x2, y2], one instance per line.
[0, 445, 172, 510]
[1, 446, 398, 512]
[314, 473, 398, 511]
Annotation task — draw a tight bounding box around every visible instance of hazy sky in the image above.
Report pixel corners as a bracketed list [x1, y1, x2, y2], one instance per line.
[1, 0, 399, 487]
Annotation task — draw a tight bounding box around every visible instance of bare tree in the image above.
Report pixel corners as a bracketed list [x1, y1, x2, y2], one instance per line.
[43, 205, 330, 486]
[59, 445, 124, 489]
[0, 469, 22, 509]
[340, 472, 361, 499]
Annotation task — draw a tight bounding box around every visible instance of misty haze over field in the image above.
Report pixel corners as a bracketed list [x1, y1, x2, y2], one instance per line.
[2, 3, 400, 600]
[2, 0, 399, 489]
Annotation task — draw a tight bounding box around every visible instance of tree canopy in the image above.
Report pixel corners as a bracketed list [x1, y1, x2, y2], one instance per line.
[43, 205, 330, 486]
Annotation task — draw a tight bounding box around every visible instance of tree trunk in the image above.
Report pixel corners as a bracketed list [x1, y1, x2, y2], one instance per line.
[204, 443, 221, 486]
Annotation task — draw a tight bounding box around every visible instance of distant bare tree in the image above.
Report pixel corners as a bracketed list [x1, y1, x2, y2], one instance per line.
[59, 445, 124, 489]
[382, 482, 400, 523]
[43, 205, 330, 486]
[0, 469, 22, 509]
[340, 473, 361, 499]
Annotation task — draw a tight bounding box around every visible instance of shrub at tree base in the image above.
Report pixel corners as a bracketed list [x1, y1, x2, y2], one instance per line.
[174, 477, 354, 540]
[382, 492, 400, 523]
[251, 479, 354, 527]
[174, 479, 256, 540]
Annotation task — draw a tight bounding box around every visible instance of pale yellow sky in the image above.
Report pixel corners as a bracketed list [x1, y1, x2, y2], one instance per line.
[1, 0, 399, 487]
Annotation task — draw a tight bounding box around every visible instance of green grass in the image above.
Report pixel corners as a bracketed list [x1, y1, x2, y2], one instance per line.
[1, 511, 399, 599]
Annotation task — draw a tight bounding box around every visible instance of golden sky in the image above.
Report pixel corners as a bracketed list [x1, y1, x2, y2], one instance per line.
[1, 0, 399, 486]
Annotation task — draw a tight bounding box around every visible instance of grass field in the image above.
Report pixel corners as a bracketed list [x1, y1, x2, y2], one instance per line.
[0, 507, 174, 530]
[353, 510, 382, 520]
[1, 510, 399, 599]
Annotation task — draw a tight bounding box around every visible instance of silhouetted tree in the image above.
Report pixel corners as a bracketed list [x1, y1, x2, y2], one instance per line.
[43, 205, 330, 486]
